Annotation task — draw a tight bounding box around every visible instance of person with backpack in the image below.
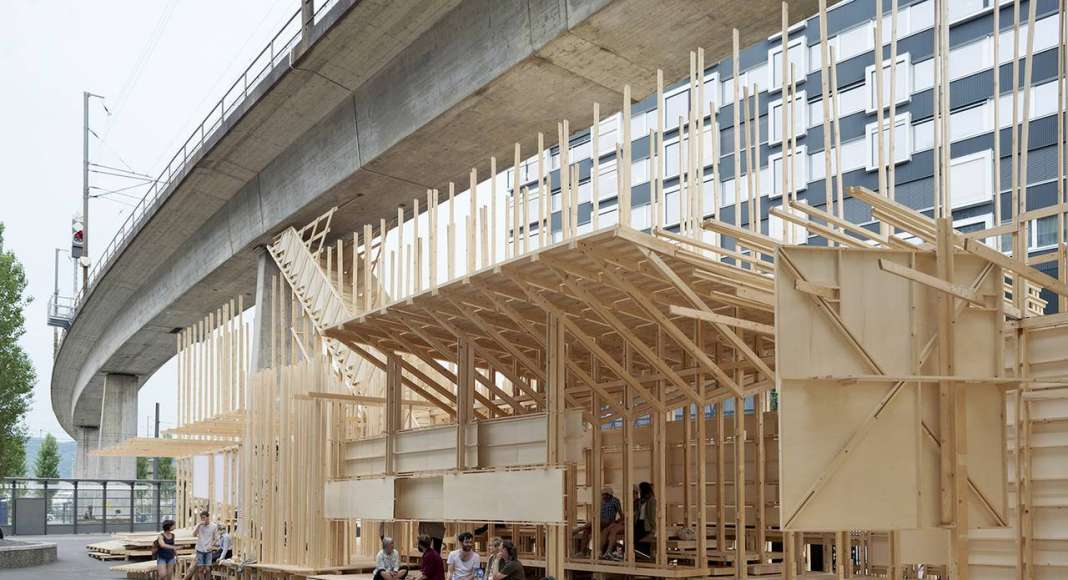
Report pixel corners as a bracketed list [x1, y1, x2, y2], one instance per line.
[155, 519, 179, 579]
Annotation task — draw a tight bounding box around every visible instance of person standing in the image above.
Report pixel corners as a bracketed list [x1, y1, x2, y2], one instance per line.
[491, 540, 524, 580]
[446, 532, 481, 580]
[374, 536, 409, 580]
[418, 534, 445, 580]
[155, 519, 179, 579]
[190, 511, 219, 580]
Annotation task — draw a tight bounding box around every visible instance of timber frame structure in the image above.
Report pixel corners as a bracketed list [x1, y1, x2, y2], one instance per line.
[90, 1, 1068, 578]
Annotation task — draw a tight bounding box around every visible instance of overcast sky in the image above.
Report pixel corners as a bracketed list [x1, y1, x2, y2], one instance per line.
[0, 0, 295, 440]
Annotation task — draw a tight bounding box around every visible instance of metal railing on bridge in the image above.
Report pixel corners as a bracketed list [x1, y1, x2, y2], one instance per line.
[0, 477, 176, 536]
[72, 0, 342, 319]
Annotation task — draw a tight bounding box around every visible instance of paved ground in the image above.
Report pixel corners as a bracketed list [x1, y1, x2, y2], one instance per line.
[2, 534, 127, 579]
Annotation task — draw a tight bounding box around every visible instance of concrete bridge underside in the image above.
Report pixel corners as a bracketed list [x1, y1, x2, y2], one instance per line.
[52, 0, 818, 469]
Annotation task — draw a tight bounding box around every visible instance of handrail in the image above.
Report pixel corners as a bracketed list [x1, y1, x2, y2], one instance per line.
[71, 0, 342, 319]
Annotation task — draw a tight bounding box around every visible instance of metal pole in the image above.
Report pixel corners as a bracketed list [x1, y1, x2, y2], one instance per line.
[53, 248, 61, 305]
[153, 403, 160, 480]
[43, 480, 48, 535]
[129, 482, 134, 532]
[82, 91, 89, 291]
[72, 480, 78, 534]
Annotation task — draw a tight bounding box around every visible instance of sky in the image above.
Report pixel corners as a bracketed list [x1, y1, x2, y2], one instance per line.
[0, 0, 297, 441]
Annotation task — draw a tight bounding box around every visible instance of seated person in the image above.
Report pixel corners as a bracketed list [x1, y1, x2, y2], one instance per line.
[573, 486, 624, 559]
[375, 536, 409, 580]
[418, 534, 444, 580]
[634, 482, 657, 559]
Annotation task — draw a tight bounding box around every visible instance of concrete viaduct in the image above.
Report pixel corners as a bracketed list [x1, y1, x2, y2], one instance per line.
[52, 0, 818, 477]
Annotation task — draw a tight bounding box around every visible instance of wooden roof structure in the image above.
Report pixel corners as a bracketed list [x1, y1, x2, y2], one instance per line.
[323, 226, 777, 422]
[91, 436, 236, 458]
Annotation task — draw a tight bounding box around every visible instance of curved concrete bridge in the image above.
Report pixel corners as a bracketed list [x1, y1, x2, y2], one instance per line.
[53, 0, 817, 477]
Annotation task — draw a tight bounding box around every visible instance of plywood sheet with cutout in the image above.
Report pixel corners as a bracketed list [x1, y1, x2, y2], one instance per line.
[443, 468, 566, 523]
[777, 246, 1006, 531]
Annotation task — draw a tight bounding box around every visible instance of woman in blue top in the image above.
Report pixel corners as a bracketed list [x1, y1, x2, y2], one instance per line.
[156, 519, 179, 579]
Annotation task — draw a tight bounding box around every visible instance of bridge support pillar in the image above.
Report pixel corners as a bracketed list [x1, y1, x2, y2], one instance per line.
[95, 373, 139, 479]
[251, 246, 292, 370]
[74, 426, 100, 478]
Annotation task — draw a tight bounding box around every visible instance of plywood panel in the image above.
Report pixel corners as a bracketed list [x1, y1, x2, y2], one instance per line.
[777, 246, 1006, 531]
[396, 476, 444, 520]
[395, 424, 476, 473]
[443, 468, 566, 523]
[344, 436, 387, 477]
[324, 477, 395, 520]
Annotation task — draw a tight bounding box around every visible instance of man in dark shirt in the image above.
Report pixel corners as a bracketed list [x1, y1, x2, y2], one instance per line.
[418, 534, 445, 580]
[492, 540, 524, 580]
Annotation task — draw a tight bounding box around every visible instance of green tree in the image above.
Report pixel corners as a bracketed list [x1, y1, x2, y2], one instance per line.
[0, 223, 35, 478]
[136, 456, 176, 480]
[158, 457, 175, 480]
[33, 434, 61, 478]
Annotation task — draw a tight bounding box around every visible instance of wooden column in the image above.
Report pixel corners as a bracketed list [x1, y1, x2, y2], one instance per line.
[456, 339, 474, 471]
[545, 313, 567, 580]
[386, 353, 401, 475]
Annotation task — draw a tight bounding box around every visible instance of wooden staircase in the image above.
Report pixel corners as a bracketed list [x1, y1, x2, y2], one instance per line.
[969, 320, 1068, 579]
[266, 215, 372, 392]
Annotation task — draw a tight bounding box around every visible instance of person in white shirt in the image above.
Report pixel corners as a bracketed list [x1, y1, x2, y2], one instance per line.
[375, 536, 408, 580]
[187, 511, 219, 580]
[446, 532, 481, 580]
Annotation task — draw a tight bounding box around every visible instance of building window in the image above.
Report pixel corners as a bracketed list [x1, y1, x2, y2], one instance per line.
[598, 114, 619, 156]
[1031, 216, 1059, 250]
[949, 0, 996, 24]
[768, 37, 808, 92]
[665, 87, 690, 126]
[769, 146, 809, 197]
[953, 215, 992, 236]
[769, 90, 808, 143]
[949, 150, 993, 209]
[865, 112, 912, 171]
[835, 21, 874, 62]
[866, 53, 911, 113]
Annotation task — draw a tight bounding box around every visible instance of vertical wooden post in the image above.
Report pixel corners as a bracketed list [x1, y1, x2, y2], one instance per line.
[590, 356, 603, 561]
[621, 85, 632, 227]
[732, 29, 742, 227]
[817, 0, 833, 223]
[545, 313, 567, 580]
[656, 70, 665, 229]
[490, 158, 497, 263]
[654, 330, 667, 565]
[429, 190, 438, 291]
[469, 168, 477, 275]
[514, 144, 522, 255]
[696, 323, 709, 571]
[363, 225, 372, 311]
[456, 339, 473, 471]
[735, 394, 747, 579]
[536, 134, 545, 245]
[448, 182, 456, 279]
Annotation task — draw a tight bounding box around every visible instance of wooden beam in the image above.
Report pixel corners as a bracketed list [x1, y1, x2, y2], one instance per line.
[640, 248, 776, 382]
[669, 305, 775, 336]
